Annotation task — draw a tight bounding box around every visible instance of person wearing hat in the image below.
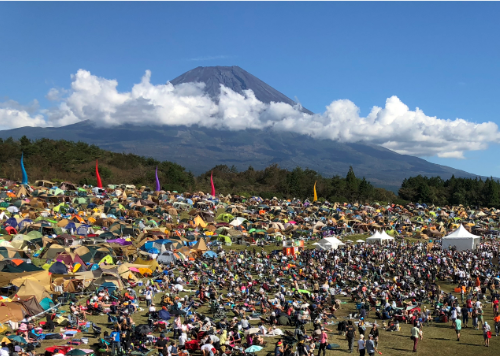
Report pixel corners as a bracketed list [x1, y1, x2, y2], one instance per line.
[275, 340, 284, 356]
[365, 334, 378, 356]
[357, 334, 365, 356]
[317, 327, 328, 356]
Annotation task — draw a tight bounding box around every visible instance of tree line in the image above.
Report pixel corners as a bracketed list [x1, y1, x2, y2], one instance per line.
[399, 175, 500, 207]
[2, 136, 497, 206]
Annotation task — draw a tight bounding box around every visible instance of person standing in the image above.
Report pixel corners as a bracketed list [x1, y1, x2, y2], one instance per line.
[156, 333, 168, 356]
[357, 334, 365, 356]
[483, 321, 491, 347]
[110, 328, 121, 356]
[346, 320, 356, 353]
[461, 304, 469, 328]
[365, 334, 378, 356]
[494, 313, 500, 337]
[410, 323, 422, 352]
[317, 327, 328, 356]
[455, 317, 462, 341]
[145, 287, 153, 307]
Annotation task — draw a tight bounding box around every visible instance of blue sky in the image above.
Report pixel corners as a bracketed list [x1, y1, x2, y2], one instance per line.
[0, 2, 499, 176]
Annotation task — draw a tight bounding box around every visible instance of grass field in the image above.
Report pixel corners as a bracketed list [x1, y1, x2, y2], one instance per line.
[29, 243, 500, 356]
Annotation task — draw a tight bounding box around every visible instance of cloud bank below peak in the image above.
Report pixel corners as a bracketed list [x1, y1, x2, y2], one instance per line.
[0, 69, 498, 159]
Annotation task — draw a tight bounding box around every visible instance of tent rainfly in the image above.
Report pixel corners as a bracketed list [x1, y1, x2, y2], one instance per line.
[442, 224, 480, 251]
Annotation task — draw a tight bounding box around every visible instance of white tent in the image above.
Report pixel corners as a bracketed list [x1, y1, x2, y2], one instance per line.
[366, 231, 394, 244]
[313, 237, 345, 250]
[442, 224, 480, 251]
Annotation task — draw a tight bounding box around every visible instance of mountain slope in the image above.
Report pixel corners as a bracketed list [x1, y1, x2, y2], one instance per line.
[170, 66, 313, 114]
[0, 121, 479, 190]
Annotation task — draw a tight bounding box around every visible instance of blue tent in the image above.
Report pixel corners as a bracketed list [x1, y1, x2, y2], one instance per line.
[65, 222, 77, 231]
[40, 297, 55, 310]
[141, 239, 173, 251]
[18, 219, 33, 230]
[203, 251, 218, 258]
[5, 217, 17, 229]
[49, 261, 68, 274]
[147, 248, 160, 254]
[76, 225, 90, 236]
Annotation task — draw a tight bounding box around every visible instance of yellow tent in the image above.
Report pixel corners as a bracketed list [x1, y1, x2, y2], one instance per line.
[98, 255, 114, 265]
[134, 257, 159, 271]
[194, 215, 207, 228]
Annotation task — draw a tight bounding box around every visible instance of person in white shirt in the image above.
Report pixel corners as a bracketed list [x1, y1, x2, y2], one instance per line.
[178, 333, 187, 350]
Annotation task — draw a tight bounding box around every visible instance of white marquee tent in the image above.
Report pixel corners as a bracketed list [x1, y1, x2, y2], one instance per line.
[366, 230, 395, 244]
[442, 224, 480, 251]
[314, 237, 345, 250]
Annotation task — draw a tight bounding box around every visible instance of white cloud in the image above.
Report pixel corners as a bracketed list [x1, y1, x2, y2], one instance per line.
[0, 105, 47, 130]
[0, 69, 499, 159]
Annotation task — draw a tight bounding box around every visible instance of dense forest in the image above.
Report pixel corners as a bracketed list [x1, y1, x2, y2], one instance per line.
[399, 175, 500, 207]
[2, 136, 499, 206]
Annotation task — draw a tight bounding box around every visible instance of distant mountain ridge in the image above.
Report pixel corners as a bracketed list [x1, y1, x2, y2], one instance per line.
[0, 65, 485, 190]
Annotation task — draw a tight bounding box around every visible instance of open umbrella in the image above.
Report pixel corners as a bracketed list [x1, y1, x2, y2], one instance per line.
[8, 335, 27, 344]
[66, 350, 89, 356]
[245, 346, 263, 353]
[244, 328, 260, 335]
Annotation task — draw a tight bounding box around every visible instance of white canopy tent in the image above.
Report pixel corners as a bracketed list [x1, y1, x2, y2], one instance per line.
[314, 237, 345, 250]
[442, 224, 480, 251]
[366, 230, 395, 244]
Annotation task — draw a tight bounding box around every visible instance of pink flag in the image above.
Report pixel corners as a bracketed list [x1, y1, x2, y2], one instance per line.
[210, 171, 216, 197]
[96, 160, 103, 188]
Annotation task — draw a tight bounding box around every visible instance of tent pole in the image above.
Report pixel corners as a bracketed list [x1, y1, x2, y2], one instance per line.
[28, 302, 61, 322]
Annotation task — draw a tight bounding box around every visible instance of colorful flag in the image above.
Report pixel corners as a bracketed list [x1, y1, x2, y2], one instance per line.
[210, 171, 216, 197]
[20, 152, 28, 185]
[313, 181, 318, 202]
[96, 160, 103, 188]
[155, 166, 161, 191]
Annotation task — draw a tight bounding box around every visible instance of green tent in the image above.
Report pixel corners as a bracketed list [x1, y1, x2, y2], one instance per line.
[216, 213, 234, 223]
[218, 235, 232, 246]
